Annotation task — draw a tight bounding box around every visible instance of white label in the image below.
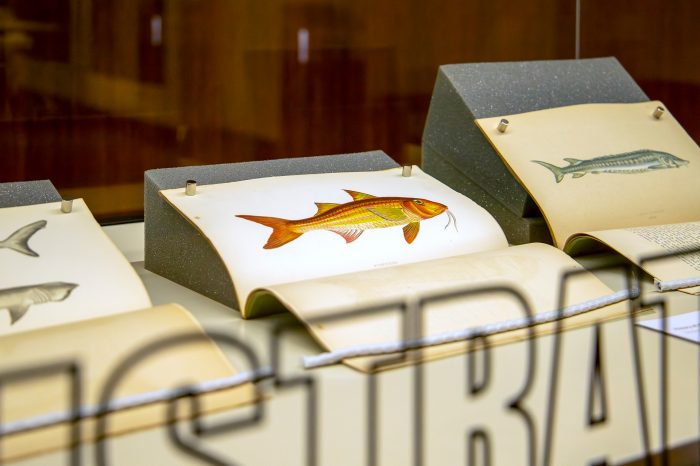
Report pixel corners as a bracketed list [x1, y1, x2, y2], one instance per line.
[637, 310, 700, 343]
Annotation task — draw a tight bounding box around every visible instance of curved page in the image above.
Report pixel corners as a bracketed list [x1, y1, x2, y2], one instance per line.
[0, 199, 151, 334]
[255, 243, 628, 372]
[0, 304, 256, 462]
[476, 101, 700, 247]
[567, 221, 700, 294]
[160, 166, 507, 316]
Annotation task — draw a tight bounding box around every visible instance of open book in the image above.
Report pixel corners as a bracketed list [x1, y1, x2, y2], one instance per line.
[161, 166, 630, 371]
[0, 304, 256, 462]
[0, 200, 255, 460]
[0, 198, 151, 334]
[476, 101, 700, 295]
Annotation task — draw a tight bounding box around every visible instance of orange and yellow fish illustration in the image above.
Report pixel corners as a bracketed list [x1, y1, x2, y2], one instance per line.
[236, 190, 457, 249]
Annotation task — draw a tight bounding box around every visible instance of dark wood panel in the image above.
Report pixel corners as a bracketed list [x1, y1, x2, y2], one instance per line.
[1, 0, 698, 221]
[580, 0, 700, 150]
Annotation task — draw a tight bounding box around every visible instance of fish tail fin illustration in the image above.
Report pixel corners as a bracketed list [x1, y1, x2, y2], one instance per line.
[236, 215, 302, 249]
[1, 220, 47, 257]
[532, 160, 564, 183]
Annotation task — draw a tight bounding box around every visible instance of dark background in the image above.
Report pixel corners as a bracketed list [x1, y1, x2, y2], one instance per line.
[1, 0, 697, 220]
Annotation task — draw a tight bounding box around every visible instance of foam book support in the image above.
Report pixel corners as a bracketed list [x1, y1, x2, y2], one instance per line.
[422, 57, 648, 244]
[144, 151, 398, 310]
[150, 161, 632, 373]
[0, 180, 61, 208]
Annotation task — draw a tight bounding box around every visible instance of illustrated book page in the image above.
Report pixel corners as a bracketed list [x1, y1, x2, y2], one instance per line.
[566, 221, 700, 294]
[0, 304, 257, 462]
[161, 166, 508, 318]
[161, 167, 628, 371]
[476, 101, 700, 247]
[476, 101, 700, 292]
[0, 199, 151, 335]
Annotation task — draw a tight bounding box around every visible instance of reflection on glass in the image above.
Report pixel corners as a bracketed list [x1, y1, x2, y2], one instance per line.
[150, 15, 162, 47]
[0, 1, 697, 222]
[297, 28, 309, 64]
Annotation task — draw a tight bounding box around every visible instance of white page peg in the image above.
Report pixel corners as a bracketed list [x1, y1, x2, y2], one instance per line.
[185, 180, 197, 196]
[60, 199, 73, 213]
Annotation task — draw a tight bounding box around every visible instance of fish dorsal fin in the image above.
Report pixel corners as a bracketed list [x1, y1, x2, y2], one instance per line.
[564, 158, 582, 165]
[572, 172, 586, 178]
[8, 305, 30, 325]
[344, 190, 376, 201]
[368, 206, 406, 222]
[314, 203, 340, 215]
[331, 229, 363, 244]
[403, 222, 420, 244]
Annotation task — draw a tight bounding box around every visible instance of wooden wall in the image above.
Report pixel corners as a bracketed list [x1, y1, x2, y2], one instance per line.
[0, 0, 697, 219]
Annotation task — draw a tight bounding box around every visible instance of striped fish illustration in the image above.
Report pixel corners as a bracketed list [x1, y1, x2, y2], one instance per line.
[236, 190, 457, 249]
[0, 282, 78, 324]
[532, 149, 689, 183]
[0, 220, 47, 257]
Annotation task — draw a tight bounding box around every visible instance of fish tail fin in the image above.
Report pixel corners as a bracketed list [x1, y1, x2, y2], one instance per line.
[1, 220, 47, 257]
[532, 160, 564, 183]
[236, 215, 302, 249]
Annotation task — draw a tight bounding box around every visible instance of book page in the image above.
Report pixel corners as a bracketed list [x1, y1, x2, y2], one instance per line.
[254, 243, 629, 372]
[0, 199, 151, 334]
[637, 310, 700, 343]
[160, 166, 507, 316]
[567, 221, 700, 295]
[475, 101, 700, 247]
[0, 304, 256, 461]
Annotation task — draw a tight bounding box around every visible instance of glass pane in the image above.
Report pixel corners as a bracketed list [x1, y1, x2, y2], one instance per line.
[579, 0, 700, 147]
[10, 1, 697, 221]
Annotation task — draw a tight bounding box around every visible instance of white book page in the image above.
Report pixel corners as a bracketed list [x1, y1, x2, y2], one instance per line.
[567, 221, 700, 294]
[259, 243, 627, 371]
[161, 166, 507, 312]
[0, 304, 255, 461]
[0, 199, 151, 334]
[476, 101, 700, 247]
[637, 310, 700, 343]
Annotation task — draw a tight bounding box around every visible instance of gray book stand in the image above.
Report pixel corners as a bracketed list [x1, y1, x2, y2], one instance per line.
[0, 180, 62, 208]
[144, 151, 398, 311]
[422, 57, 648, 244]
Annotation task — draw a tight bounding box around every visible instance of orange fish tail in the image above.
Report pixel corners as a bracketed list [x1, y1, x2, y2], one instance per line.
[236, 215, 303, 249]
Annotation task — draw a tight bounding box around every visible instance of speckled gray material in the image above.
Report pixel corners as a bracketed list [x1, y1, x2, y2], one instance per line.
[0, 180, 61, 208]
[423, 145, 552, 245]
[145, 151, 398, 312]
[422, 57, 648, 243]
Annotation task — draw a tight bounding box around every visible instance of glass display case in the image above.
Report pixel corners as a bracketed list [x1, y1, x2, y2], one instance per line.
[1, 3, 700, 465]
[1, 0, 698, 221]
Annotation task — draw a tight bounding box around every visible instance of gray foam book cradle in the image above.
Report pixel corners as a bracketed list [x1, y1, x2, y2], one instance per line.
[422, 57, 649, 244]
[144, 151, 398, 311]
[0, 180, 62, 209]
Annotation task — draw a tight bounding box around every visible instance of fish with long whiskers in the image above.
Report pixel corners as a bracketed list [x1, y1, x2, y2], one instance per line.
[237, 190, 458, 249]
[443, 210, 458, 232]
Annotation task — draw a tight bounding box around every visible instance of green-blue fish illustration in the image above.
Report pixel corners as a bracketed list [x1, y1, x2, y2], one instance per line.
[533, 149, 689, 183]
